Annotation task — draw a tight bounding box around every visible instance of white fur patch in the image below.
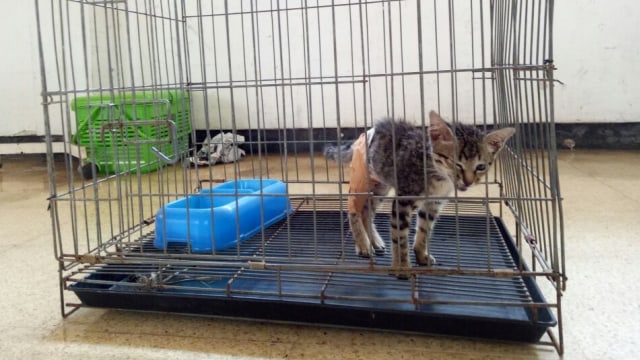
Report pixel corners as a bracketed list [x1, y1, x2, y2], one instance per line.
[366, 127, 375, 147]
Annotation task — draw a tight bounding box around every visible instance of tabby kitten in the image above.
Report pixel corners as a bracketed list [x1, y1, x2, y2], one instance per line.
[325, 111, 515, 278]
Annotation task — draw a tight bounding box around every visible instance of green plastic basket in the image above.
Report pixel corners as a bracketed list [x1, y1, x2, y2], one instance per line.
[70, 91, 191, 178]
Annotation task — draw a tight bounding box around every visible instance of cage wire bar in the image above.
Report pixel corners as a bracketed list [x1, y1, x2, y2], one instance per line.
[36, 0, 565, 354]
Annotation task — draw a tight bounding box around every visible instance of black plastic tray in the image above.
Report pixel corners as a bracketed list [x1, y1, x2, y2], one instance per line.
[70, 210, 556, 343]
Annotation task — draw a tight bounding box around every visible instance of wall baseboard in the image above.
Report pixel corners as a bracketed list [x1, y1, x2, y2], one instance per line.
[193, 122, 640, 153]
[0, 135, 66, 155]
[1, 123, 637, 155]
[554, 123, 640, 150]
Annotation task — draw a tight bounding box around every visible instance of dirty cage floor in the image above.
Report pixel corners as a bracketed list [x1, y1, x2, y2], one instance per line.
[70, 201, 556, 343]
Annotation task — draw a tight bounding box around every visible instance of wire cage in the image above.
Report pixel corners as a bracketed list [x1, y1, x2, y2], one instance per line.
[35, 0, 565, 355]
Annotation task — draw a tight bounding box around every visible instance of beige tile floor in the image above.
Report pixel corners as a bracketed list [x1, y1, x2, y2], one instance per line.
[0, 150, 639, 360]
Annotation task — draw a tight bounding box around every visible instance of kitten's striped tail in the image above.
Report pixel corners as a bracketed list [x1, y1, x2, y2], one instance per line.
[323, 142, 354, 162]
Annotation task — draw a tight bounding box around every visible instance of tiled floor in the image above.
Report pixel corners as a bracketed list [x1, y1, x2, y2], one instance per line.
[0, 150, 638, 360]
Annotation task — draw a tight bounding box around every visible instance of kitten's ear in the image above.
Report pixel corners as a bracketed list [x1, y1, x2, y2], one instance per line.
[485, 127, 516, 154]
[429, 110, 454, 142]
[432, 141, 455, 161]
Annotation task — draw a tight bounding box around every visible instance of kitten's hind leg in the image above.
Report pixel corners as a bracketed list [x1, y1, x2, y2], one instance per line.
[349, 212, 373, 257]
[346, 134, 378, 258]
[366, 182, 390, 255]
[349, 182, 389, 257]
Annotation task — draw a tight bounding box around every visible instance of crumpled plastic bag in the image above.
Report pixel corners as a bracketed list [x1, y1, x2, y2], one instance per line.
[190, 132, 246, 166]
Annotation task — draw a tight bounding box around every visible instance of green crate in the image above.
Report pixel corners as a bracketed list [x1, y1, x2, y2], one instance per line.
[70, 91, 191, 178]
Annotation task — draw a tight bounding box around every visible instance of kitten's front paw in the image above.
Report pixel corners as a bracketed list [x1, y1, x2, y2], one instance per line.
[415, 251, 436, 267]
[392, 258, 411, 280]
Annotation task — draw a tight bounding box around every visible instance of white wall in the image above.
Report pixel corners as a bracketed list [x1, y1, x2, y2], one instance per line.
[0, 1, 44, 137]
[554, 1, 640, 123]
[184, 0, 488, 130]
[1, 0, 639, 145]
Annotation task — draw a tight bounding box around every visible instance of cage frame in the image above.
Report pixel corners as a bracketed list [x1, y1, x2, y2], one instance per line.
[35, 0, 565, 354]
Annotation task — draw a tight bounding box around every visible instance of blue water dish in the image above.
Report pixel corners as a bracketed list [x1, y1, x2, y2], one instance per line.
[154, 179, 292, 252]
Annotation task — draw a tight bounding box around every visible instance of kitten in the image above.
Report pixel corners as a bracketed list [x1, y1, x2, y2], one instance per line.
[325, 111, 515, 278]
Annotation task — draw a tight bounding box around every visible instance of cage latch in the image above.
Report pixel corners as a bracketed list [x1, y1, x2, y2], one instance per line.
[100, 119, 181, 164]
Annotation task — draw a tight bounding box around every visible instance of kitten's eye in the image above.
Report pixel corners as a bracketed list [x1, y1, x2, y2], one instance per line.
[455, 163, 464, 170]
[475, 164, 487, 172]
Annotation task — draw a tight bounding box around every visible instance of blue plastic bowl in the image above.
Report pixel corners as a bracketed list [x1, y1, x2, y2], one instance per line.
[154, 179, 292, 252]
